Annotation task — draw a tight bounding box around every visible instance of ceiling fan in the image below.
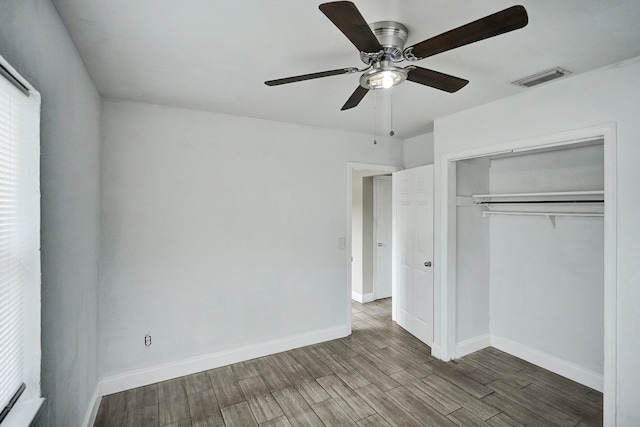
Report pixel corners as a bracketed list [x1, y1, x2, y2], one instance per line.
[265, 1, 528, 111]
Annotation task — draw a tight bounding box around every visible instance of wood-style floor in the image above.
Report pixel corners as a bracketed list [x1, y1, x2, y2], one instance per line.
[94, 298, 603, 426]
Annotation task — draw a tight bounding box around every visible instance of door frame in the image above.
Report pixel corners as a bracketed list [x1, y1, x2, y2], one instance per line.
[437, 123, 617, 425]
[347, 162, 402, 332]
[373, 175, 392, 300]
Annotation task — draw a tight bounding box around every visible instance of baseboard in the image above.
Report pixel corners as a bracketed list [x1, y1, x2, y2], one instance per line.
[82, 381, 102, 427]
[101, 325, 349, 395]
[351, 291, 374, 303]
[430, 344, 443, 360]
[455, 334, 491, 359]
[491, 335, 604, 392]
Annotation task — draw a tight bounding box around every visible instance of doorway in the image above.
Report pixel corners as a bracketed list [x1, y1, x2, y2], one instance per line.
[346, 163, 401, 330]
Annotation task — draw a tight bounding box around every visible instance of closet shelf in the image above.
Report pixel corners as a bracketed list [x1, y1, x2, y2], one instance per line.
[472, 190, 604, 204]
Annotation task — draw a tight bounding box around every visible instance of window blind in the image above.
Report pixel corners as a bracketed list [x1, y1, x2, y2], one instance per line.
[0, 64, 40, 420]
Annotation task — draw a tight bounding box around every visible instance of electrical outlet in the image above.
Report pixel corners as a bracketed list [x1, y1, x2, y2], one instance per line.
[144, 335, 152, 347]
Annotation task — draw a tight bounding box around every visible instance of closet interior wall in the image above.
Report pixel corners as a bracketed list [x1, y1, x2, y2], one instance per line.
[455, 142, 605, 387]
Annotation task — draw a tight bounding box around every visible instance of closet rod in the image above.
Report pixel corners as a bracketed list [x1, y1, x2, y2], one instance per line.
[482, 211, 603, 217]
[477, 200, 604, 205]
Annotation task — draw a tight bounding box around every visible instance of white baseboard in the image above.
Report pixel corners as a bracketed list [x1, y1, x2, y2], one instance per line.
[430, 344, 443, 360]
[455, 334, 491, 359]
[101, 325, 349, 395]
[351, 291, 374, 303]
[82, 382, 103, 427]
[491, 335, 604, 392]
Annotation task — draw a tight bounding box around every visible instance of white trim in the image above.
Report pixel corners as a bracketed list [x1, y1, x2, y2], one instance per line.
[438, 123, 617, 423]
[454, 334, 491, 358]
[347, 162, 402, 333]
[351, 291, 374, 303]
[82, 382, 103, 427]
[602, 123, 617, 426]
[492, 335, 604, 392]
[1, 396, 44, 427]
[430, 344, 442, 359]
[101, 325, 349, 395]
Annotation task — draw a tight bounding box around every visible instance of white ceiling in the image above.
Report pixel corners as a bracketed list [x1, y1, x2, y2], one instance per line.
[51, 0, 640, 139]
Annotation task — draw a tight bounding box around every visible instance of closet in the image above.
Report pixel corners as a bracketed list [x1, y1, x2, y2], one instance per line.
[454, 138, 604, 391]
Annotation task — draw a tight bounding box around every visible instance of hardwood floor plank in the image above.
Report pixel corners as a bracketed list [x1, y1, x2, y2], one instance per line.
[485, 413, 525, 427]
[259, 415, 293, 427]
[517, 369, 601, 409]
[459, 357, 531, 390]
[356, 413, 392, 427]
[159, 395, 190, 426]
[184, 372, 213, 395]
[447, 408, 491, 427]
[266, 352, 299, 371]
[281, 364, 331, 405]
[187, 388, 224, 426]
[220, 401, 258, 427]
[311, 398, 358, 426]
[124, 384, 159, 410]
[158, 378, 187, 401]
[343, 355, 400, 392]
[425, 364, 493, 399]
[354, 383, 423, 427]
[320, 355, 371, 390]
[231, 360, 260, 381]
[487, 380, 581, 427]
[238, 375, 284, 423]
[272, 387, 323, 426]
[95, 392, 127, 427]
[126, 404, 159, 427]
[464, 350, 525, 375]
[289, 347, 333, 379]
[207, 365, 245, 408]
[481, 393, 557, 427]
[421, 374, 499, 421]
[352, 345, 404, 376]
[522, 382, 601, 418]
[251, 357, 294, 393]
[316, 374, 376, 421]
[385, 385, 458, 427]
[390, 371, 461, 416]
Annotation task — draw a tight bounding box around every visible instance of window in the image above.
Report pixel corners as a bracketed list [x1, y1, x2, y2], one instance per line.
[0, 58, 41, 423]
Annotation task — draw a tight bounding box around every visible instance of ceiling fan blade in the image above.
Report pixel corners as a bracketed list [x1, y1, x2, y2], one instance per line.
[406, 67, 469, 93]
[405, 5, 528, 60]
[265, 67, 357, 86]
[341, 86, 369, 110]
[319, 1, 382, 53]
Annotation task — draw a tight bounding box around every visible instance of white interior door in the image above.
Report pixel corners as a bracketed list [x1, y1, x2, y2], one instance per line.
[373, 176, 392, 300]
[393, 165, 434, 345]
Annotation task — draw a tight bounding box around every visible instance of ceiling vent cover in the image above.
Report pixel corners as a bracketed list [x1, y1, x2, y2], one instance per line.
[512, 67, 571, 88]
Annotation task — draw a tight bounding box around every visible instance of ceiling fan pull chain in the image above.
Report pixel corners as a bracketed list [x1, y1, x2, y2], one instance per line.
[389, 89, 395, 137]
[373, 89, 378, 145]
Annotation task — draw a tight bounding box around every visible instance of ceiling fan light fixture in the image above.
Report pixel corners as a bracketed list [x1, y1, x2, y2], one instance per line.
[361, 67, 407, 90]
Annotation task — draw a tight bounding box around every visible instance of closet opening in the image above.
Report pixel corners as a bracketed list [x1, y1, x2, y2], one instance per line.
[438, 124, 617, 425]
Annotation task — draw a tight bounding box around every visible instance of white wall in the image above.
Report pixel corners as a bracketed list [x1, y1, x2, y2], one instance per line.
[100, 100, 403, 381]
[0, 1, 102, 426]
[434, 57, 640, 425]
[490, 145, 604, 376]
[455, 159, 490, 345]
[404, 132, 434, 168]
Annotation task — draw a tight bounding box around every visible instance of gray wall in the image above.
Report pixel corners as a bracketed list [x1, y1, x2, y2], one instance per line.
[0, 0, 102, 426]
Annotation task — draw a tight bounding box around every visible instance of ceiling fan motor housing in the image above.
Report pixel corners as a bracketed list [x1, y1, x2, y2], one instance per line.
[359, 21, 410, 89]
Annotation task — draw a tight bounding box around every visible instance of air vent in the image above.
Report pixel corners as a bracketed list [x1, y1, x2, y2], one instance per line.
[512, 67, 571, 88]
